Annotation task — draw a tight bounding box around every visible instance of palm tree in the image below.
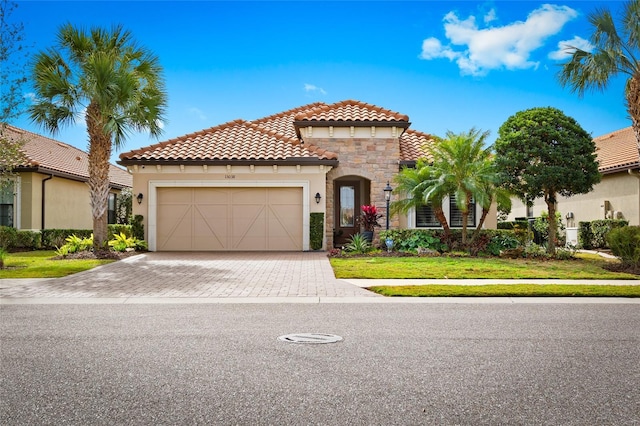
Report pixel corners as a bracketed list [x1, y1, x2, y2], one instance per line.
[392, 128, 496, 245]
[391, 159, 451, 238]
[29, 24, 167, 252]
[558, 0, 640, 148]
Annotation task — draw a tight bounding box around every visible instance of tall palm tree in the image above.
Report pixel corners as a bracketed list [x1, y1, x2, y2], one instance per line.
[29, 24, 167, 252]
[392, 128, 495, 245]
[558, 0, 640, 148]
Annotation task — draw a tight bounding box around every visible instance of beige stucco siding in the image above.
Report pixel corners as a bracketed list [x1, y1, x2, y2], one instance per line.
[507, 171, 640, 226]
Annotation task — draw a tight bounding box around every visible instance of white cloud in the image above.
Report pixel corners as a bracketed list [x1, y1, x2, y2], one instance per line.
[23, 92, 37, 102]
[420, 4, 578, 76]
[304, 83, 327, 95]
[548, 36, 594, 60]
[188, 107, 207, 121]
[484, 8, 497, 25]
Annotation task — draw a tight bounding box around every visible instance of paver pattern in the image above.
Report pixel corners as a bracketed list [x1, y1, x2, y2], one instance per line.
[0, 252, 378, 299]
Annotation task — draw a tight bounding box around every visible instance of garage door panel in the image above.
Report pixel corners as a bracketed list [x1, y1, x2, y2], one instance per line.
[157, 187, 302, 251]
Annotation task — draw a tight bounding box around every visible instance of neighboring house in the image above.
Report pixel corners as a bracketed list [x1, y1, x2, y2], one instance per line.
[1, 125, 132, 230]
[118, 100, 496, 251]
[507, 126, 640, 229]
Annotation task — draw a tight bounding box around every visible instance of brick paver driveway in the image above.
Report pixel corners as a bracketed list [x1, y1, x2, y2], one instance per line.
[0, 252, 378, 300]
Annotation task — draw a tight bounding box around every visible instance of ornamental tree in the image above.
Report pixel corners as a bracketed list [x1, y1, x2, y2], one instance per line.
[494, 107, 601, 255]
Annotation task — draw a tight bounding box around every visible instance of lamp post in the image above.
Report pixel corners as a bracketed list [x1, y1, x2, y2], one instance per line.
[383, 181, 392, 230]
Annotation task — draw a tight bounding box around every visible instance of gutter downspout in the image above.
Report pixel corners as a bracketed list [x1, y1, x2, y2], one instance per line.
[41, 174, 53, 230]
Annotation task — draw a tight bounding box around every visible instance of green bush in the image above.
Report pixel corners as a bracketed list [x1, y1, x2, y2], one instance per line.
[486, 233, 520, 256]
[607, 226, 640, 267]
[107, 224, 132, 238]
[497, 220, 528, 230]
[591, 219, 629, 249]
[15, 230, 42, 249]
[578, 221, 593, 249]
[344, 233, 371, 254]
[380, 229, 447, 252]
[0, 226, 18, 249]
[130, 215, 144, 240]
[41, 229, 92, 249]
[310, 213, 324, 250]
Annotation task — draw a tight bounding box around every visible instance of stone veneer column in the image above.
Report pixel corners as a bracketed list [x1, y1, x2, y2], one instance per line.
[311, 137, 401, 248]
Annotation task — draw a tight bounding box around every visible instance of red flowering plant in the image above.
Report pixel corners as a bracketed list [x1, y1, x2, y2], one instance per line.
[360, 205, 383, 232]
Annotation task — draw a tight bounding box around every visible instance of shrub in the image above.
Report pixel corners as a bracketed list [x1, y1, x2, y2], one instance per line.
[591, 219, 629, 249]
[344, 233, 371, 254]
[60, 234, 93, 254]
[532, 212, 565, 247]
[380, 229, 447, 253]
[130, 215, 144, 240]
[310, 213, 324, 250]
[523, 242, 548, 259]
[0, 226, 18, 249]
[607, 226, 640, 267]
[486, 233, 520, 256]
[108, 224, 132, 238]
[42, 229, 92, 249]
[0, 247, 7, 268]
[578, 221, 593, 249]
[15, 230, 41, 249]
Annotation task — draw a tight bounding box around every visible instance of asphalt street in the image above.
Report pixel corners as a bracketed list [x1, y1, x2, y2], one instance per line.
[1, 303, 639, 425]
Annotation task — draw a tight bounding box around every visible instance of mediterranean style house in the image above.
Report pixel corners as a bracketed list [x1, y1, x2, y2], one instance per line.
[118, 100, 496, 251]
[1, 125, 132, 230]
[507, 126, 640, 230]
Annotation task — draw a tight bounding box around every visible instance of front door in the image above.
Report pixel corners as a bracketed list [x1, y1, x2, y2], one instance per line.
[334, 181, 361, 247]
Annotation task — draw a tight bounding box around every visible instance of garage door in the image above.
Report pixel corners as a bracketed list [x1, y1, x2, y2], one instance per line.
[156, 187, 303, 251]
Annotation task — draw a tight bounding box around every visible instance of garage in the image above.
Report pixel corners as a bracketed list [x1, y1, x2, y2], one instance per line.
[156, 187, 303, 251]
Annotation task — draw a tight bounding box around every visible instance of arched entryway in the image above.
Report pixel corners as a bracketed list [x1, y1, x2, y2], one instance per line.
[333, 176, 370, 247]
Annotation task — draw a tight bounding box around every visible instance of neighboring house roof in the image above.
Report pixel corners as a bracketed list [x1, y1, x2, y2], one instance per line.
[118, 99, 432, 166]
[2, 125, 132, 189]
[594, 127, 640, 174]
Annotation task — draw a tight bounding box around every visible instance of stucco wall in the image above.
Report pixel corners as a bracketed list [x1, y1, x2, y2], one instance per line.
[507, 171, 640, 226]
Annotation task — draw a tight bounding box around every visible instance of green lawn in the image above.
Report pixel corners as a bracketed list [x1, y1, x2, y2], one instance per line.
[0, 251, 114, 278]
[368, 284, 640, 297]
[330, 255, 638, 280]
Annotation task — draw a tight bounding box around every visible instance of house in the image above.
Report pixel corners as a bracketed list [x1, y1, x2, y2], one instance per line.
[507, 126, 640, 229]
[0, 125, 132, 230]
[118, 100, 496, 251]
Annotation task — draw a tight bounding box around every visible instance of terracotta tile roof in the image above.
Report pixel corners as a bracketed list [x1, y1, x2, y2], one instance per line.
[252, 102, 326, 139]
[594, 127, 640, 174]
[119, 119, 338, 163]
[294, 99, 410, 123]
[399, 129, 436, 162]
[2, 125, 132, 188]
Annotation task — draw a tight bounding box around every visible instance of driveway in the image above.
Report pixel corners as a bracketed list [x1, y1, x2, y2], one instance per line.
[0, 252, 379, 301]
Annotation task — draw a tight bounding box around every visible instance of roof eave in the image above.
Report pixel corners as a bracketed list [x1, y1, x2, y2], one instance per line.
[14, 166, 131, 189]
[599, 162, 640, 175]
[117, 158, 339, 167]
[293, 120, 410, 129]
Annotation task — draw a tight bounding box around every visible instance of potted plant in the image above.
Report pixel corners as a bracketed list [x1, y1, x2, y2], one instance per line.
[360, 204, 383, 242]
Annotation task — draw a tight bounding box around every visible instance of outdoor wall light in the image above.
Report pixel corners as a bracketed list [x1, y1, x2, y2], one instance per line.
[383, 182, 393, 230]
[137, 193, 143, 205]
[315, 192, 322, 204]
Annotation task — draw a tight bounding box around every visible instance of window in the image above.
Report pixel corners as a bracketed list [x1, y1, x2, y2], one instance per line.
[449, 194, 475, 227]
[415, 203, 440, 227]
[108, 193, 116, 225]
[0, 185, 14, 227]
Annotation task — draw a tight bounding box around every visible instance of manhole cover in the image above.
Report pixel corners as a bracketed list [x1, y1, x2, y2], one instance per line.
[278, 333, 343, 344]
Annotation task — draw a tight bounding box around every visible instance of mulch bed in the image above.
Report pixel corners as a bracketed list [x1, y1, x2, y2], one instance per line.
[53, 250, 143, 260]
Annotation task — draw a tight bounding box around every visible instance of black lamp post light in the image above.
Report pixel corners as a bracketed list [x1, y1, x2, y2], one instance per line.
[383, 181, 393, 252]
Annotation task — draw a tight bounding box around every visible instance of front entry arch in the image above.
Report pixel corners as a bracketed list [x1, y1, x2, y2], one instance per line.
[333, 177, 370, 247]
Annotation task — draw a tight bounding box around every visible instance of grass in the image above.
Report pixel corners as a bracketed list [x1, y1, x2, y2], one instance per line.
[0, 250, 115, 278]
[368, 284, 640, 297]
[330, 255, 638, 280]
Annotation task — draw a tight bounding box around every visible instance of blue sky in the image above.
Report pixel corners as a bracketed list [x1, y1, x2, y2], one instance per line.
[9, 1, 631, 163]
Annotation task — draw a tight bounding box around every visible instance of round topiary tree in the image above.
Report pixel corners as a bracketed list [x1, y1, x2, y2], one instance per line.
[495, 107, 601, 255]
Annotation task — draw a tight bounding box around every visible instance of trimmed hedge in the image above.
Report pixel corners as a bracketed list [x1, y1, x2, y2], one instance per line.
[607, 226, 640, 267]
[309, 213, 324, 250]
[578, 219, 629, 249]
[379, 228, 518, 254]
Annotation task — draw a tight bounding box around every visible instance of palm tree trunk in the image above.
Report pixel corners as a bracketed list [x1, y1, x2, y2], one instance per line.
[544, 191, 557, 256]
[86, 103, 112, 252]
[472, 207, 490, 240]
[433, 205, 450, 238]
[627, 74, 640, 153]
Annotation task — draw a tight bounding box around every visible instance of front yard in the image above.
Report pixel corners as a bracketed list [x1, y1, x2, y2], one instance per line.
[0, 250, 115, 278]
